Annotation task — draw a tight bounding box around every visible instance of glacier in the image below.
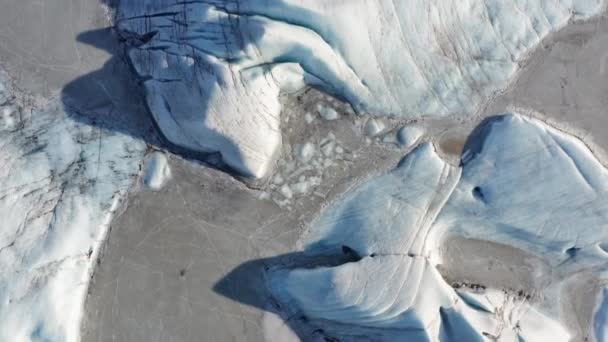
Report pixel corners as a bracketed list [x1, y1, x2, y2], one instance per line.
[115, 0, 605, 178]
[271, 114, 608, 341]
[0, 70, 145, 341]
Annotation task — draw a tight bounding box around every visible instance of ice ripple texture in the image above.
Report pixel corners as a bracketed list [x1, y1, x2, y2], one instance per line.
[271, 114, 608, 341]
[116, 0, 604, 178]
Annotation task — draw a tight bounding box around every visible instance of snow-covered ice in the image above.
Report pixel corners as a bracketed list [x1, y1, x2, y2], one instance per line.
[143, 152, 171, 191]
[0, 72, 145, 342]
[271, 113, 608, 340]
[115, 0, 605, 178]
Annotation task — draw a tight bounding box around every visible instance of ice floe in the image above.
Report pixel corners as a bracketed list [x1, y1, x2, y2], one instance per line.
[271, 113, 608, 341]
[115, 0, 605, 178]
[143, 151, 171, 191]
[0, 72, 144, 342]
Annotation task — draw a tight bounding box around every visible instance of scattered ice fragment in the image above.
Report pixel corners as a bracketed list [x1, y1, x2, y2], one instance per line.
[317, 104, 339, 121]
[292, 177, 321, 194]
[294, 143, 315, 163]
[320, 139, 335, 157]
[143, 152, 171, 190]
[397, 125, 424, 147]
[258, 192, 271, 201]
[159, 55, 169, 69]
[273, 174, 284, 185]
[364, 118, 385, 137]
[304, 112, 314, 124]
[280, 184, 293, 199]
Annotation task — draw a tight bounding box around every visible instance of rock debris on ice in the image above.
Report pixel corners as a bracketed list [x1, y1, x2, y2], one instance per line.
[294, 143, 316, 163]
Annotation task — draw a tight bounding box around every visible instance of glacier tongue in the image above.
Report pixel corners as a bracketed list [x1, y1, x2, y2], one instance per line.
[271, 113, 608, 341]
[0, 71, 145, 342]
[116, 0, 604, 178]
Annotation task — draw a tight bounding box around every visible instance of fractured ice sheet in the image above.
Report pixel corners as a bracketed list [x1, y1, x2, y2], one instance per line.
[116, 0, 604, 178]
[0, 72, 145, 341]
[272, 114, 608, 341]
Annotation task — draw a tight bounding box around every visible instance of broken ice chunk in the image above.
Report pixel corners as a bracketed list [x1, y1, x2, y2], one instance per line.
[317, 104, 339, 121]
[143, 152, 171, 190]
[364, 118, 385, 137]
[294, 143, 316, 163]
[397, 126, 424, 148]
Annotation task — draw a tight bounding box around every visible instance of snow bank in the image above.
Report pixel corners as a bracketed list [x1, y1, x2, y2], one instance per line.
[272, 113, 608, 340]
[116, 0, 604, 178]
[0, 72, 144, 342]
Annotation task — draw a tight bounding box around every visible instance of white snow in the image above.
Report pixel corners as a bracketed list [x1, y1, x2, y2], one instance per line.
[143, 152, 171, 191]
[262, 311, 299, 342]
[280, 184, 293, 199]
[0, 72, 145, 342]
[117, 0, 604, 178]
[272, 113, 608, 340]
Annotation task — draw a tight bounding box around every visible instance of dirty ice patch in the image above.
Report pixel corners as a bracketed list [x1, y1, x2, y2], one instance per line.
[0, 72, 145, 342]
[143, 151, 171, 190]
